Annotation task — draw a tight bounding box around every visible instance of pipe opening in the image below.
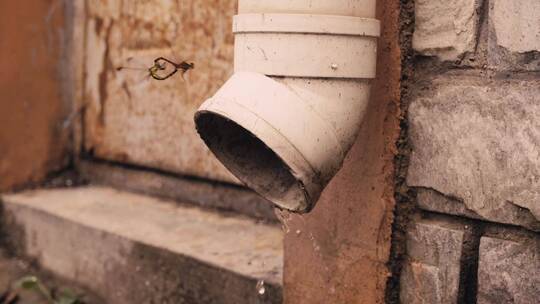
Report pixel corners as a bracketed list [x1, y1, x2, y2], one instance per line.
[195, 111, 308, 211]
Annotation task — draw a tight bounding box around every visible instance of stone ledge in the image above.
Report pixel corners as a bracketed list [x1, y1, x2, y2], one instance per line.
[0, 186, 283, 304]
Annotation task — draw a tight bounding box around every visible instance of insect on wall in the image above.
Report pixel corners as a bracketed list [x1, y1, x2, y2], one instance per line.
[117, 57, 195, 81]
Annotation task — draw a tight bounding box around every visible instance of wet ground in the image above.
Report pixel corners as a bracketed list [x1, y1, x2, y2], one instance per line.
[0, 250, 103, 304]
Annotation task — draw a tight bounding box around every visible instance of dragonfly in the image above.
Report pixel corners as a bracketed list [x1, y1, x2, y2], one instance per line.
[117, 56, 194, 81]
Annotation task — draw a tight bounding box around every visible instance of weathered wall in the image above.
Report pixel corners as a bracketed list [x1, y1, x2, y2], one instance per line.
[83, 0, 237, 183]
[399, 0, 540, 302]
[0, 1, 71, 191]
[283, 0, 401, 302]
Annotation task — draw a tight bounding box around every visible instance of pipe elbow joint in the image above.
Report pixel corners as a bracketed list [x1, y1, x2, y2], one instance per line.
[195, 6, 380, 212]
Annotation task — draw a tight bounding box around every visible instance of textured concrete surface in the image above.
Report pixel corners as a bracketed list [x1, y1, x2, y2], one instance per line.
[408, 77, 540, 231]
[0, 1, 71, 191]
[1, 186, 283, 304]
[412, 0, 478, 61]
[83, 0, 237, 183]
[477, 236, 540, 304]
[283, 0, 401, 302]
[399, 220, 464, 304]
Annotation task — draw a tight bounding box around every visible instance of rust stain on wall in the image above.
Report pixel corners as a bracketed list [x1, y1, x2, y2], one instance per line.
[84, 0, 238, 183]
[0, 1, 70, 191]
[283, 0, 401, 303]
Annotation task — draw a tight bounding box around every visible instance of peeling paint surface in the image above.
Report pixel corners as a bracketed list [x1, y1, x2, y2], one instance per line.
[84, 0, 237, 182]
[0, 0, 70, 190]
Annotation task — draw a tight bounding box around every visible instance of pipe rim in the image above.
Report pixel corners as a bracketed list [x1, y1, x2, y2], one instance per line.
[195, 110, 313, 212]
[233, 13, 380, 37]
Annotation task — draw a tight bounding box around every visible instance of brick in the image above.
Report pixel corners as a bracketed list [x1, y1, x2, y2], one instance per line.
[488, 0, 540, 71]
[477, 237, 540, 304]
[400, 220, 464, 304]
[408, 78, 540, 231]
[412, 0, 478, 61]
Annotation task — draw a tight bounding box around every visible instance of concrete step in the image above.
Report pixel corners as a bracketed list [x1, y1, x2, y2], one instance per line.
[78, 159, 277, 222]
[0, 186, 283, 304]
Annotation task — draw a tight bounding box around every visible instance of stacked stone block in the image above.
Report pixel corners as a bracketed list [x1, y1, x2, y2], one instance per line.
[400, 220, 464, 303]
[477, 236, 539, 304]
[400, 0, 539, 302]
[412, 0, 479, 61]
[488, 0, 540, 71]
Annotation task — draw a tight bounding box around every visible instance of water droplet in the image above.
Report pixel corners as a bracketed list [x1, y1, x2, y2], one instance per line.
[296, 229, 301, 235]
[256, 280, 266, 295]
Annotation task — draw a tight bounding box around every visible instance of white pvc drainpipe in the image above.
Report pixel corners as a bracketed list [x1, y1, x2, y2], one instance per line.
[195, 0, 379, 213]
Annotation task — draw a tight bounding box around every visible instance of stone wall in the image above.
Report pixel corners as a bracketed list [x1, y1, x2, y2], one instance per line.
[398, 0, 539, 303]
